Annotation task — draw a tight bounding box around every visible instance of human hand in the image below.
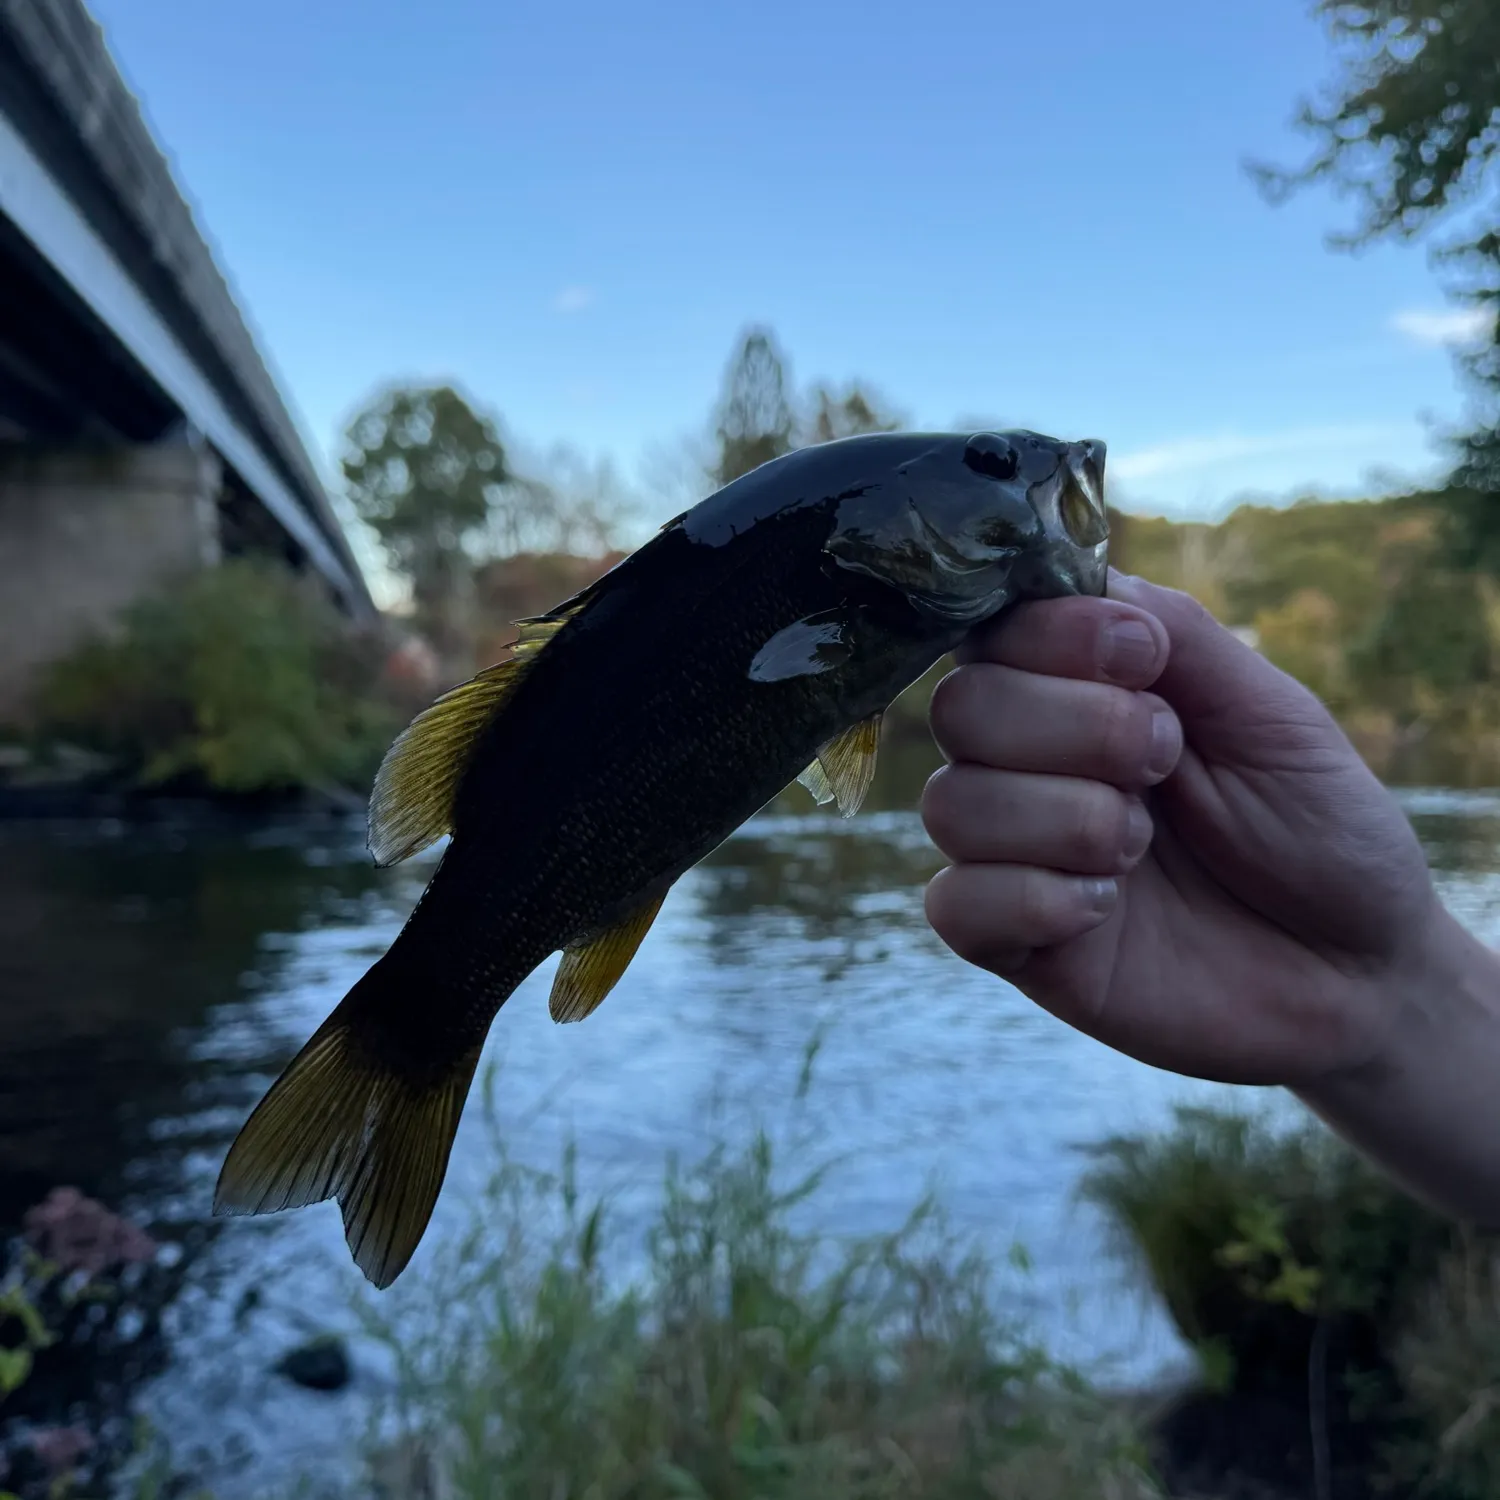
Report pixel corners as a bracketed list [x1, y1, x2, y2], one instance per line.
[920, 570, 1447, 1087]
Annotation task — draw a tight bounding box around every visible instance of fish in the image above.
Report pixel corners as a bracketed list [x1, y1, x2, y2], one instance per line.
[213, 428, 1111, 1287]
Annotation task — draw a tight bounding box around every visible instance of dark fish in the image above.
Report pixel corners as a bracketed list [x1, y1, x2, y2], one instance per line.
[213, 429, 1110, 1286]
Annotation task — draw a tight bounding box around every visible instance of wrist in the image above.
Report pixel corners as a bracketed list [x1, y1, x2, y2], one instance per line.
[1294, 900, 1500, 1225]
[1307, 899, 1496, 1095]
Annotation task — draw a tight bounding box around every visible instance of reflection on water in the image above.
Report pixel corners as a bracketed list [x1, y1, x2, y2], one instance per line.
[4, 765, 1500, 1494]
[0, 817, 406, 1227]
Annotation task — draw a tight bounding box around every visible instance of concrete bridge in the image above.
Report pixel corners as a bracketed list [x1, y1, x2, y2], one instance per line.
[0, 0, 374, 718]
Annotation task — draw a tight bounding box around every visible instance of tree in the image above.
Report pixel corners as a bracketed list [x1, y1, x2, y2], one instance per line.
[341, 385, 510, 650]
[508, 443, 637, 558]
[803, 381, 903, 444]
[1252, 0, 1500, 557]
[712, 327, 797, 486]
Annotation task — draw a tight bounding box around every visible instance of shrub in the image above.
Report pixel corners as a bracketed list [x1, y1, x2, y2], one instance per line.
[32, 560, 400, 795]
[1390, 1241, 1500, 1500]
[1079, 1106, 1456, 1394]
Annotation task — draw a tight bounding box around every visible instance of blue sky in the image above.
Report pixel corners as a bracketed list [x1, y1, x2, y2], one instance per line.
[89, 0, 1490, 544]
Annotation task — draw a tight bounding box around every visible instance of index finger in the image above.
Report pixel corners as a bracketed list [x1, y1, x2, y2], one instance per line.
[956, 588, 1170, 691]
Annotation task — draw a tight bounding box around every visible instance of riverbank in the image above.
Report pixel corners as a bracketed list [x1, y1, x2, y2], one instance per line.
[1, 1090, 1489, 1500]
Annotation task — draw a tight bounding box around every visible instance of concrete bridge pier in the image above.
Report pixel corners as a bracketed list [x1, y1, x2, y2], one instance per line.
[0, 437, 224, 722]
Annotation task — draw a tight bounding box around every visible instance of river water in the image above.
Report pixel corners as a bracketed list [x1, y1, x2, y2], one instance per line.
[5, 747, 1500, 1495]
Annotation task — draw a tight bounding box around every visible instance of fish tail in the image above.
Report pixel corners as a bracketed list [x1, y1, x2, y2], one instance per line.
[212, 956, 485, 1290]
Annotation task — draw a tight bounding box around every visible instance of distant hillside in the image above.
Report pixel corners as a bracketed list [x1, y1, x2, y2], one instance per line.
[1111, 488, 1500, 782]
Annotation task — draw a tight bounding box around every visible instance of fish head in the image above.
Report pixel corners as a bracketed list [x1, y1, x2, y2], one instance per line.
[824, 430, 1110, 626]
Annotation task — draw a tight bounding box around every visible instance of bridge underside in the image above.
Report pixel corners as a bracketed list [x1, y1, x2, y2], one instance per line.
[0, 1, 375, 722]
[0, 209, 310, 568]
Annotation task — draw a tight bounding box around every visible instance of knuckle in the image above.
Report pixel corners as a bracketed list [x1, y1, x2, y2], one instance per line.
[1097, 689, 1146, 776]
[1064, 787, 1125, 867]
[1015, 867, 1058, 934]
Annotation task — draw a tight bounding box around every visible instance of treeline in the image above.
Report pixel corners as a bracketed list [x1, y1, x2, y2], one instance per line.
[1111, 485, 1500, 780]
[337, 325, 904, 686]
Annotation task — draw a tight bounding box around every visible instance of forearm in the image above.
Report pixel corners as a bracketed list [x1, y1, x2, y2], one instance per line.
[1296, 905, 1500, 1227]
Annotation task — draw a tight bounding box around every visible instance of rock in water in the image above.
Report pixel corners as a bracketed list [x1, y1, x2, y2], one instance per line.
[274, 1334, 351, 1391]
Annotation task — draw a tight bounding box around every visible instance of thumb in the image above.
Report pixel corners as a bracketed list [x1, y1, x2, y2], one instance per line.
[1106, 570, 1321, 738]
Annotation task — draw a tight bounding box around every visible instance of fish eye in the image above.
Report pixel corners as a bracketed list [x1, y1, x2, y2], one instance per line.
[1060, 480, 1109, 548]
[963, 433, 1019, 482]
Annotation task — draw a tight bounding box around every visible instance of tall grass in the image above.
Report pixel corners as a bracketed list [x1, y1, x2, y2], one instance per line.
[352, 1058, 1160, 1500]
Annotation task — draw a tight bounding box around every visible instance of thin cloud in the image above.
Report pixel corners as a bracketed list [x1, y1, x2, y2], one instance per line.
[1390, 305, 1494, 348]
[1111, 424, 1391, 484]
[553, 285, 595, 314]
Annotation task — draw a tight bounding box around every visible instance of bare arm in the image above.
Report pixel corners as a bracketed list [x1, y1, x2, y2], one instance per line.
[1298, 908, 1500, 1225]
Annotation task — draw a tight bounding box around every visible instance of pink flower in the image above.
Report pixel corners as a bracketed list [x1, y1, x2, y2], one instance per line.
[29, 1424, 93, 1475]
[21, 1187, 156, 1276]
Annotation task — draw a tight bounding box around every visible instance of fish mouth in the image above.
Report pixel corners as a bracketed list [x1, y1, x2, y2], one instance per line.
[1060, 440, 1108, 549]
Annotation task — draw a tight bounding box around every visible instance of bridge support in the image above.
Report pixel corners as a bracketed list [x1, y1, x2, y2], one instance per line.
[0, 439, 222, 723]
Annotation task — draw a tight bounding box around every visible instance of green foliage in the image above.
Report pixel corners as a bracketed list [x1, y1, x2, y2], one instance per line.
[1254, 588, 1349, 707]
[713, 327, 799, 487]
[1350, 564, 1495, 714]
[33, 560, 398, 795]
[709, 328, 906, 490]
[0, 1286, 51, 1399]
[342, 384, 510, 602]
[1079, 1106, 1455, 1392]
[1254, 0, 1500, 251]
[355, 1066, 1160, 1499]
[1253, 0, 1500, 563]
[1391, 1243, 1500, 1499]
[805, 383, 903, 445]
[1106, 489, 1500, 777]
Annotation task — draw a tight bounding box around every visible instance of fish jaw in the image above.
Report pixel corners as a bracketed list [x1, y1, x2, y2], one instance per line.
[1017, 438, 1110, 601]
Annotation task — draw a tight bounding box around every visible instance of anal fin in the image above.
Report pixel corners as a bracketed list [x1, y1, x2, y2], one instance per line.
[797, 712, 882, 818]
[550, 891, 668, 1023]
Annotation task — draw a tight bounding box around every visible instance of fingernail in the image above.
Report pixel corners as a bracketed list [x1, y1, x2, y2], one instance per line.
[1147, 708, 1181, 782]
[1100, 619, 1158, 683]
[1075, 877, 1118, 917]
[1123, 800, 1153, 862]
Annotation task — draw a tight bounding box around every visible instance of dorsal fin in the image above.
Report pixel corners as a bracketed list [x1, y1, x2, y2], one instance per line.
[367, 610, 578, 867]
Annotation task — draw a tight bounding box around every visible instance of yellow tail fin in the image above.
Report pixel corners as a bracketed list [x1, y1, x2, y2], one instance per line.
[212, 983, 482, 1289]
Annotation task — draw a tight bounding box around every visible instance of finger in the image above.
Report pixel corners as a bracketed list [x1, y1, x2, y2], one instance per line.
[922, 765, 1154, 875]
[924, 863, 1118, 972]
[956, 594, 1169, 691]
[929, 664, 1184, 788]
[1106, 571, 1322, 729]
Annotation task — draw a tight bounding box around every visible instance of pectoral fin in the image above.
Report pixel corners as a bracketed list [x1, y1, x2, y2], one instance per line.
[749, 612, 853, 683]
[550, 891, 669, 1023]
[797, 713, 882, 818]
[367, 610, 580, 867]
